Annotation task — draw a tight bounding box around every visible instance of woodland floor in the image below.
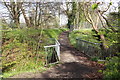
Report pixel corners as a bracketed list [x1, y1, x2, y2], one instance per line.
[10, 31, 103, 79]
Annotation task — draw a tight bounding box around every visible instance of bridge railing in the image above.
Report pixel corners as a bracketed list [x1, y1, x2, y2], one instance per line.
[76, 38, 104, 59]
[44, 38, 60, 65]
[76, 38, 120, 59]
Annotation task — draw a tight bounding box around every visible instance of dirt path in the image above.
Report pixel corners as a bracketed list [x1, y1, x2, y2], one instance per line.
[11, 31, 103, 79]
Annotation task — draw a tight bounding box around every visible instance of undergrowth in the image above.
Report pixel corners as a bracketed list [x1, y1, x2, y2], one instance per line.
[103, 53, 120, 80]
[1, 28, 66, 78]
[69, 28, 120, 79]
[69, 28, 99, 47]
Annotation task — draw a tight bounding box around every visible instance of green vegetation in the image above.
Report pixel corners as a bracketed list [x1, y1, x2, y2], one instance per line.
[91, 3, 98, 10]
[2, 28, 66, 78]
[90, 57, 99, 62]
[103, 53, 120, 80]
[69, 28, 120, 79]
[1, 1, 120, 79]
[67, 2, 78, 29]
[69, 28, 119, 48]
[69, 28, 99, 47]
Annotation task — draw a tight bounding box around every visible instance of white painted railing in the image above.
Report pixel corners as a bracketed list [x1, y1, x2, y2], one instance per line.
[44, 38, 60, 65]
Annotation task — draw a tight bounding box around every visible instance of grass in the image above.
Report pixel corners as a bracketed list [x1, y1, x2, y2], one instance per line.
[2, 28, 67, 78]
[3, 66, 46, 78]
[69, 28, 99, 47]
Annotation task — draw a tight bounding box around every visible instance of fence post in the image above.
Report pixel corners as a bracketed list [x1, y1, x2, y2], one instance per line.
[55, 39, 60, 60]
[44, 47, 48, 65]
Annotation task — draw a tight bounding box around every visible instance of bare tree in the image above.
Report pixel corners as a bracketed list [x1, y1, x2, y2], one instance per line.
[20, 2, 62, 28]
[3, 1, 22, 28]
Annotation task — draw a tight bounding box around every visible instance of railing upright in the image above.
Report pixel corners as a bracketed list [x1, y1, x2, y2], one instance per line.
[44, 38, 60, 65]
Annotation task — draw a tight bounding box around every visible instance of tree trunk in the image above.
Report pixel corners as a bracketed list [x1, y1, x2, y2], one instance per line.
[99, 34, 108, 50]
[93, 25, 108, 50]
[14, 17, 20, 28]
[21, 7, 30, 28]
[34, 3, 38, 28]
[4, 2, 21, 28]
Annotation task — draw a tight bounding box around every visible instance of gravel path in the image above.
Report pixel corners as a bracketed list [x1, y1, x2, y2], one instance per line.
[10, 31, 103, 79]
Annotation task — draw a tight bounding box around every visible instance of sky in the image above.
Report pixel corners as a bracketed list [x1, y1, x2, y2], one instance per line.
[0, 0, 120, 26]
[0, 0, 120, 2]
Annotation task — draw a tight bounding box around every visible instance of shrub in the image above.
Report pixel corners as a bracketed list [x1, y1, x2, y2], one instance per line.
[103, 53, 120, 80]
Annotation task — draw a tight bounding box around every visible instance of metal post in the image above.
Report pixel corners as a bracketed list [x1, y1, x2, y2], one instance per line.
[44, 38, 60, 65]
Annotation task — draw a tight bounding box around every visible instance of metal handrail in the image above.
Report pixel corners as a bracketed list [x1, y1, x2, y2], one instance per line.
[76, 38, 101, 45]
[44, 45, 58, 48]
[76, 38, 119, 59]
[44, 38, 60, 65]
[76, 38, 102, 59]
